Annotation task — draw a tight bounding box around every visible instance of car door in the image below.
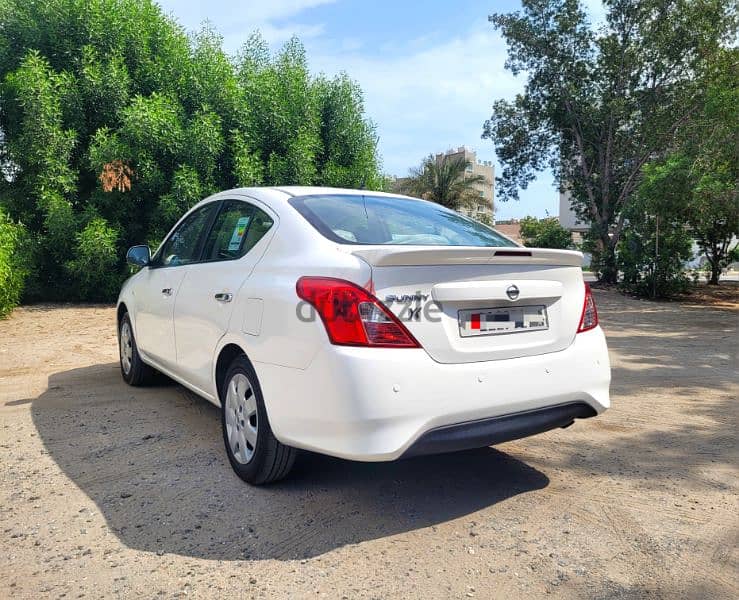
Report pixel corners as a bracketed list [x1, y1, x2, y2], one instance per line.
[173, 198, 276, 394]
[134, 203, 219, 370]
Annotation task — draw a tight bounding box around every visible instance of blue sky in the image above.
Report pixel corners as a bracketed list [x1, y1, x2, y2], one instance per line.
[158, 1, 605, 220]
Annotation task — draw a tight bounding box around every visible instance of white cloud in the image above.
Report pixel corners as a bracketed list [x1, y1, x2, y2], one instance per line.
[159, 0, 333, 49]
[310, 24, 520, 169]
[223, 22, 325, 48]
[237, 0, 336, 22]
[307, 21, 560, 219]
[157, 1, 559, 219]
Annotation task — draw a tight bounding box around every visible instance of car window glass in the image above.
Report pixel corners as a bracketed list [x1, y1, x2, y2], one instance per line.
[202, 200, 274, 261]
[156, 204, 215, 267]
[241, 208, 274, 253]
[288, 194, 517, 247]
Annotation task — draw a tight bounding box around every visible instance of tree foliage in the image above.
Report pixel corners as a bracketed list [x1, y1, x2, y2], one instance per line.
[672, 50, 737, 285]
[394, 154, 489, 212]
[617, 50, 739, 297]
[0, 0, 381, 306]
[519, 216, 572, 249]
[0, 207, 27, 317]
[617, 157, 694, 298]
[483, 0, 736, 283]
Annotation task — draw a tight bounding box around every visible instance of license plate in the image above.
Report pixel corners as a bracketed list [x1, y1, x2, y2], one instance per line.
[458, 305, 549, 337]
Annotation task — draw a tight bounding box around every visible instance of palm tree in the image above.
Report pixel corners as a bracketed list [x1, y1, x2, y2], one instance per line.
[395, 154, 489, 212]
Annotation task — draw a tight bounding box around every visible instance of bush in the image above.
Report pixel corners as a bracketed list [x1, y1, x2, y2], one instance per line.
[618, 222, 694, 298]
[519, 216, 573, 249]
[0, 209, 28, 318]
[65, 217, 121, 302]
[618, 163, 695, 299]
[0, 2, 381, 303]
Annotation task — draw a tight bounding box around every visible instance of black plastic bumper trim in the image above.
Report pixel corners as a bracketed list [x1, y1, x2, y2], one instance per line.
[402, 402, 597, 458]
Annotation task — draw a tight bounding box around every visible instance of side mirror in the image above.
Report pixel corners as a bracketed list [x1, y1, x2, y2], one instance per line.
[126, 245, 151, 267]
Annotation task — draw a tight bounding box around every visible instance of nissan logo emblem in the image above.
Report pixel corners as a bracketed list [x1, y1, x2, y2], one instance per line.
[506, 285, 520, 300]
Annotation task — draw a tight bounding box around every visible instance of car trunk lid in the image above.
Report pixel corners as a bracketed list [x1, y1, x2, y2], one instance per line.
[347, 246, 586, 364]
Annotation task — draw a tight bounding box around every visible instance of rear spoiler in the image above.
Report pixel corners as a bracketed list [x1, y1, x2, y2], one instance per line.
[347, 246, 585, 268]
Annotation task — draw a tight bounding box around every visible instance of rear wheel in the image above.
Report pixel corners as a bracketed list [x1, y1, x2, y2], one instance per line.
[119, 312, 156, 386]
[221, 355, 296, 484]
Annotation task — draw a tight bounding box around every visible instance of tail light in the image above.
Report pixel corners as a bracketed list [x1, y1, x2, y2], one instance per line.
[296, 277, 420, 348]
[577, 283, 599, 333]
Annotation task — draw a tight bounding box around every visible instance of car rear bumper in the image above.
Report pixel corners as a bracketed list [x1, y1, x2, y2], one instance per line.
[401, 402, 596, 458]
[255, 326, 611, 461]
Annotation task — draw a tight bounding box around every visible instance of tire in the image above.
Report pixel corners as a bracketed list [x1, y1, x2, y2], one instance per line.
[221, 355, 296, 484]
[118, 312, 156, 386]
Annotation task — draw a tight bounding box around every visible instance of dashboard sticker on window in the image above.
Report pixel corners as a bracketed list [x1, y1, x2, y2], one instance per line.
[228, 216, 251, 251]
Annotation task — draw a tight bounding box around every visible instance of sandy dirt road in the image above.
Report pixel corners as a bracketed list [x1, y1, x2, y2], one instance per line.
[1, 289, 737, 599]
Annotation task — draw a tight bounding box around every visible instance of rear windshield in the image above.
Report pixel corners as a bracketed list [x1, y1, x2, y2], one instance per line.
[288, 194, 517, 247]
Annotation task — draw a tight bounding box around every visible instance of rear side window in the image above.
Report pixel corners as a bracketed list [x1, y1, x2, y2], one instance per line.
[289, 194, 517, 247]
[202, 200, 274, 261]
[154, 203, 217, 267]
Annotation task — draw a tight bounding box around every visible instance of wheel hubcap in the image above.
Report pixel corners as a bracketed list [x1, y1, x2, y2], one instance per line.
[224, 373, 258, 464]
[120, 322, 133, 375]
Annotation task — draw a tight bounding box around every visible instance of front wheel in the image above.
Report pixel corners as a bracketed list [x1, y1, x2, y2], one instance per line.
[118, 312, 156, 386]
[221, 355, 296, 484]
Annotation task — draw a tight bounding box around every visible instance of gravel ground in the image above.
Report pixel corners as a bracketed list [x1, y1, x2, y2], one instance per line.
[1, 288, 737, 599]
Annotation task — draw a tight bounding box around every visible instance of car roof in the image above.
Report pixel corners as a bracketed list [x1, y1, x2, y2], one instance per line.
[188, 186, 435, 225]
[270, 186, 412, 199]
[206, 186, 412, 202]
[188, 186, 419, 221]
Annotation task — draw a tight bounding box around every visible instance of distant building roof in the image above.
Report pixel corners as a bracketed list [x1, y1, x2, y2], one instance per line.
[495, 222, 522, 245]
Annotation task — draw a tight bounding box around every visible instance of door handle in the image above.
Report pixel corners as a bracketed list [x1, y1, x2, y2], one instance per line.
[162, 287, 173, 296]
[214, 292, 233, 303]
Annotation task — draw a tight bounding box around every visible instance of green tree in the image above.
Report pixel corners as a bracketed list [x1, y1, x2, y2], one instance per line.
[66, 216, 120, 301]
[0, 207, 28, 317]
[681, 51, 738, 285]
[618, 156, 694, 298]
[519, 216, 572, 249]
[0, 1, 381, 307]
[482, 0, 736, 283]
[396, 154, 489, 212]
[237, 35, 321, 186]
[314, 73, 381, 189]
[633, 49, 738, 286]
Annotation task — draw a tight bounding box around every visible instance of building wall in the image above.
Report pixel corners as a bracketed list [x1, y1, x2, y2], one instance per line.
[437, 146, 495, 223]
[558, 189, 589, 232]
[493, 221, 523, 245]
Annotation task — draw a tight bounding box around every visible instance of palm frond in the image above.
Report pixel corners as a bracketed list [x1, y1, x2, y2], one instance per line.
[398, 153, 490, 211]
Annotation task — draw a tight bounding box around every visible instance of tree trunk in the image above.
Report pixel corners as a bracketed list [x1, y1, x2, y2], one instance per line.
[707, 241, 722, 285]
[600, 255, 619, 284]
[709, 260, 721, 285]
[596, 234, 619, 284]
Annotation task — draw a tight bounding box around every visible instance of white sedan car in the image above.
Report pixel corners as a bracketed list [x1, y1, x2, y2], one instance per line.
[118, 187, 610, 484]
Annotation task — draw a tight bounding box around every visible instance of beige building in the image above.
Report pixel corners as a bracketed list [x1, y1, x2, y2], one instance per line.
[436, 146, 495, 223]
[558, 188, 589, 244]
